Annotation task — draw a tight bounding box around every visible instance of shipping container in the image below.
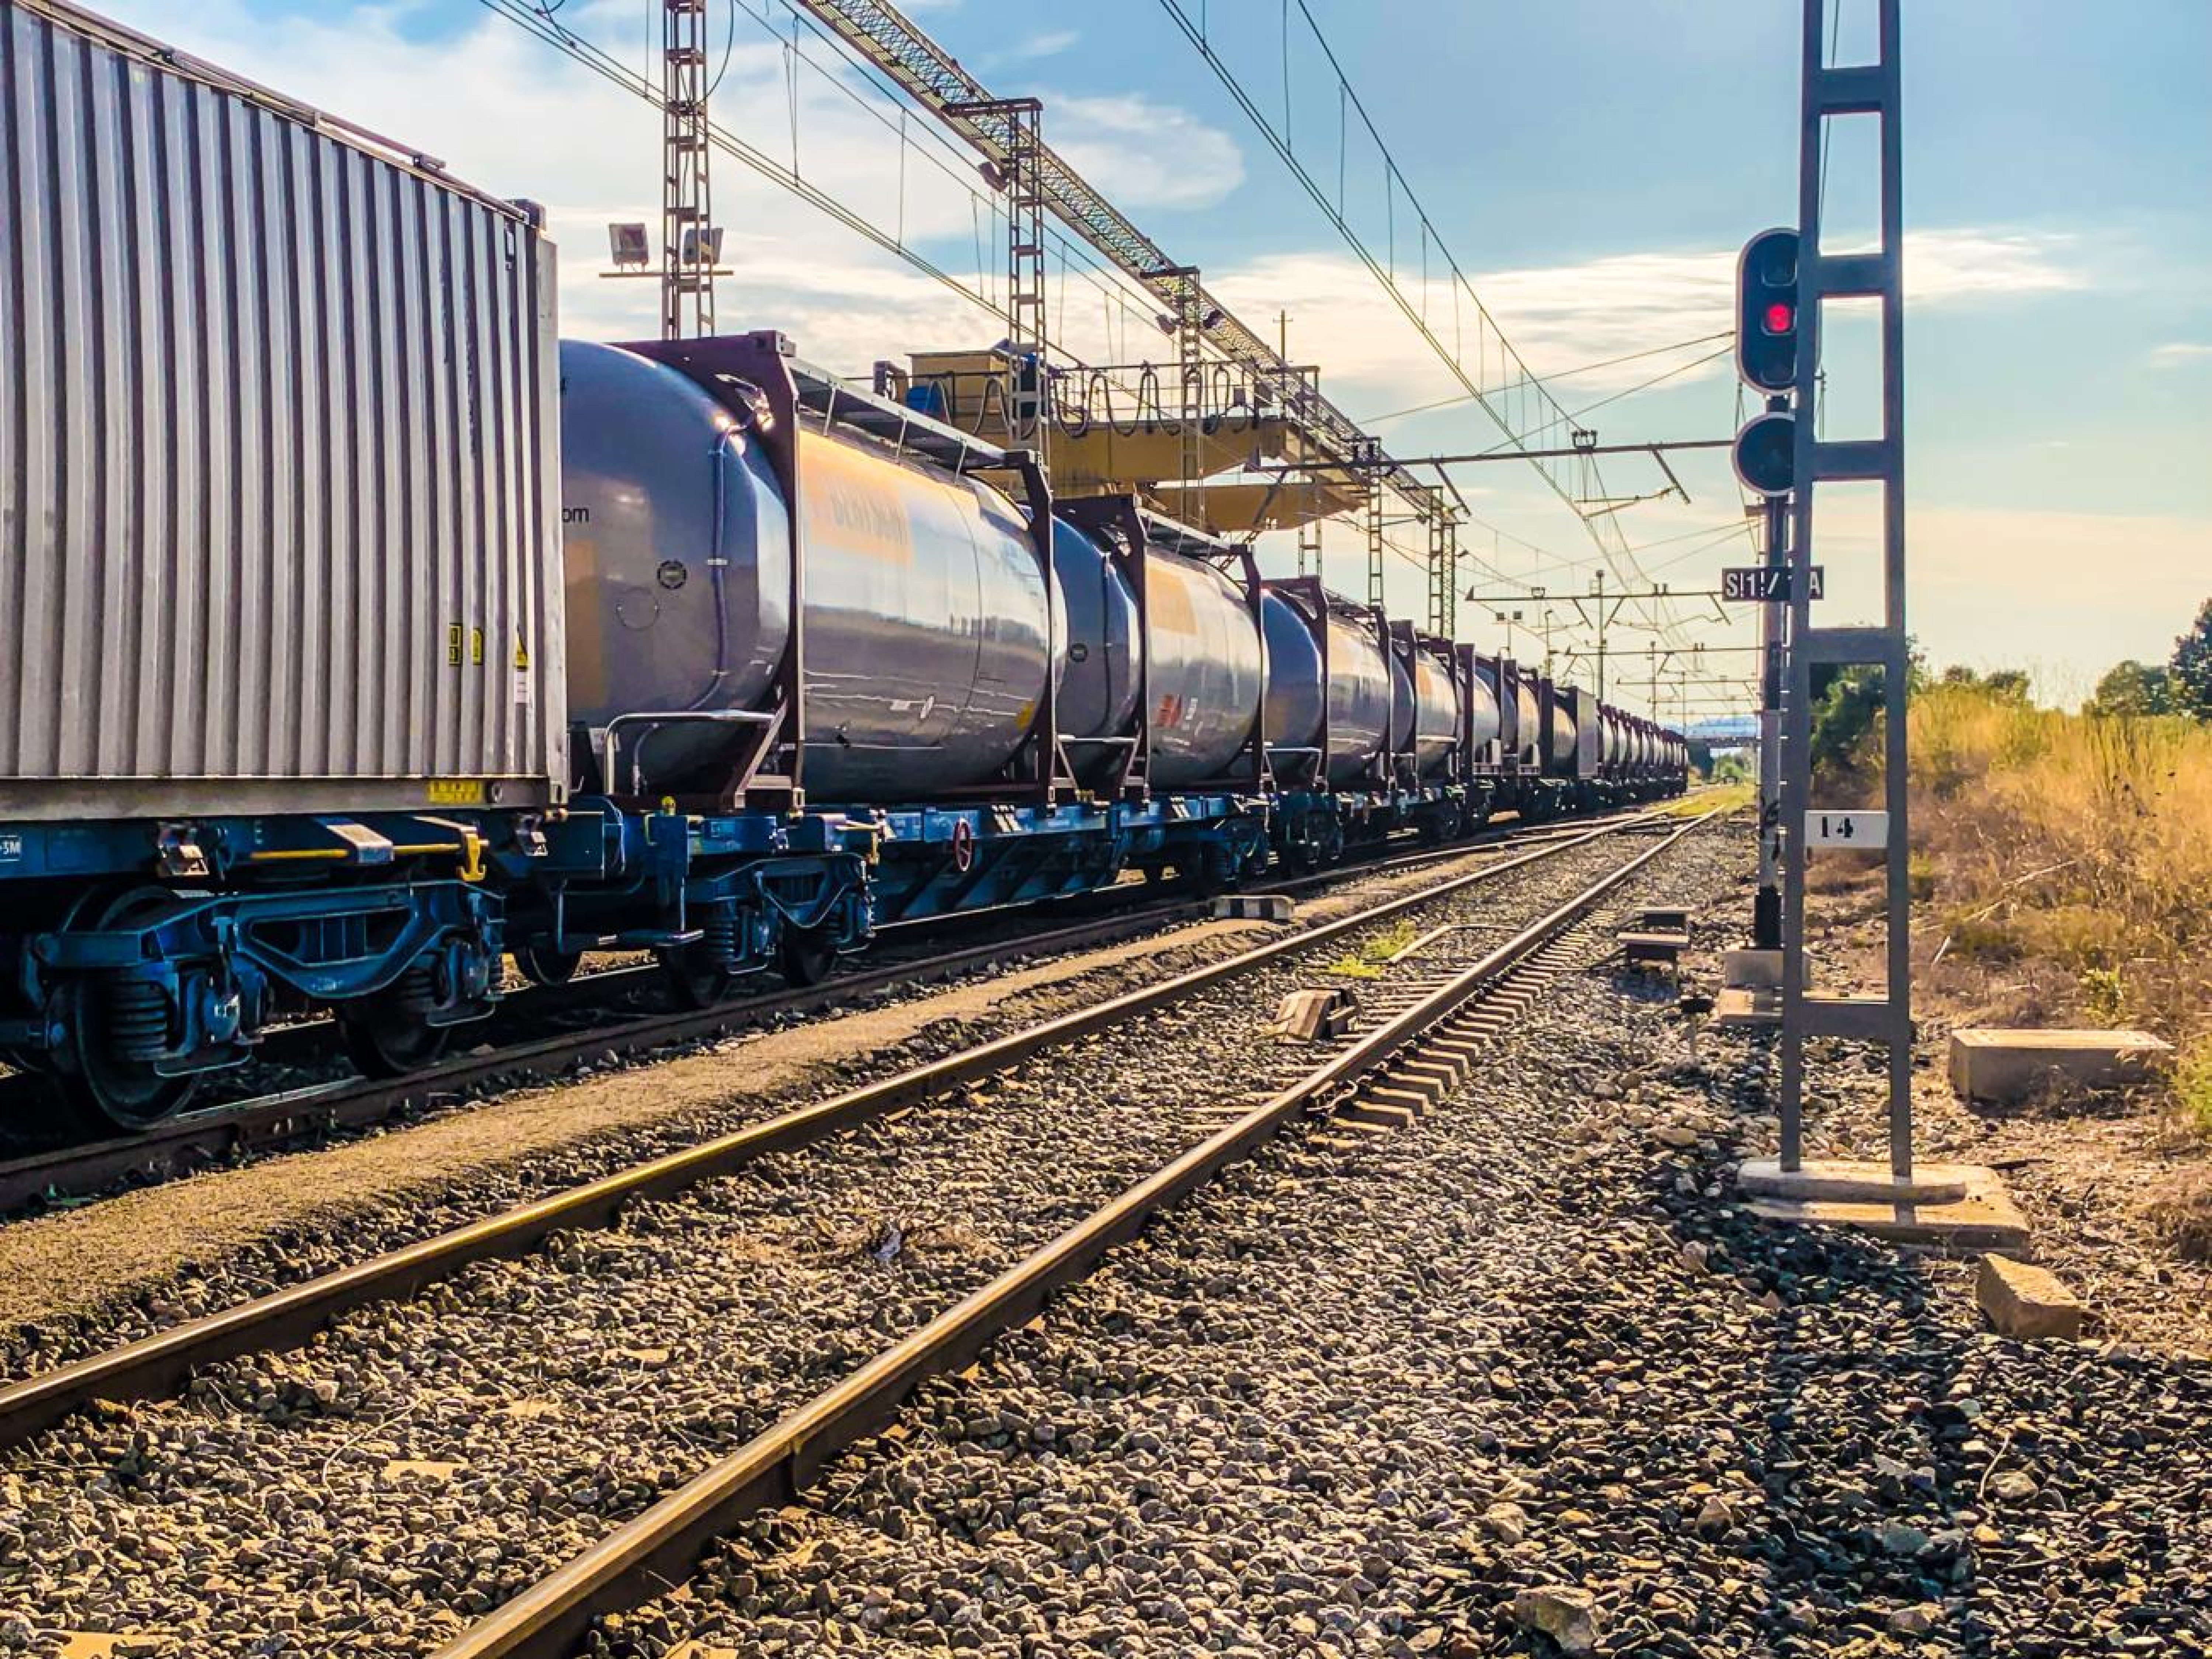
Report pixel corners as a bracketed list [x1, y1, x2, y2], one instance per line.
[0, 0, 564, 821]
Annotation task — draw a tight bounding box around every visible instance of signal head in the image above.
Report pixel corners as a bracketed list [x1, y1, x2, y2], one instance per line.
[1736, 228, 1801, 394]
[1731, 409, 1795, 498]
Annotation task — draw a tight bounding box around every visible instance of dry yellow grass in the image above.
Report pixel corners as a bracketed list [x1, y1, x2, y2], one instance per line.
[1888, 684, 2212, 1253]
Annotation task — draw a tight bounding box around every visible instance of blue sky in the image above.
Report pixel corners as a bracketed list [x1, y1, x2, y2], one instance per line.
[100, 0, 2212, 712]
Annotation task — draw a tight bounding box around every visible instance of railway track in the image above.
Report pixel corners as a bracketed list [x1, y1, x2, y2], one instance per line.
[0, 808, 1715, 1659]
[418, 807, 1716, 1659]
[0, 808, 1666, 1216]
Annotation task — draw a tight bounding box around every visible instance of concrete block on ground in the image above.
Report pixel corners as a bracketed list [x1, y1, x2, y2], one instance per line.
[1618, 929, 1688, 969]
[1712, 987, 1780, 1029]
[1743, 1158, 2029, 1252]
[1739, 1158, 1971, 1205]
[1274, 986, 1356, 1041]
[1213, 893, 1296, 924]
[1976, 1253, 2084, 1340]
[1723, 949, 1789, 990]
[1949, 1027, 2170, 1105]
[1638, 904, 1691, 933]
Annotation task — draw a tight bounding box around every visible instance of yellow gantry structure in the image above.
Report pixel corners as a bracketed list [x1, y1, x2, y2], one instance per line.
[882, 348, 1373, 538]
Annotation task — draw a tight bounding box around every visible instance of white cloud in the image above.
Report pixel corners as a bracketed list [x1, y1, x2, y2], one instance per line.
[2150, 342, 2212, 369]
[1213, 228, 2091, 414]
[1004, 28, 1081, 61]
[86, 0, 1248, 366]
[1046, 92, 1246, 212]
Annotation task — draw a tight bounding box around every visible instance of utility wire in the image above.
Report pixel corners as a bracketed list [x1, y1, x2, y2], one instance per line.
[1155, 0, 1694, 649]
[1359, 330, 1735, 427]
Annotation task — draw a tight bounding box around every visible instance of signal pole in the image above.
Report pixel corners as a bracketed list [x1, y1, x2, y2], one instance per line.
[1755, 477, 1787, 948]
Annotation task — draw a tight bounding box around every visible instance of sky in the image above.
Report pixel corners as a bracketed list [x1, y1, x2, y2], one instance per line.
[89, 0, 2212, 716]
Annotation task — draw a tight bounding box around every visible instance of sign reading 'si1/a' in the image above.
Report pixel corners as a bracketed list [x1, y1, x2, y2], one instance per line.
[1722, 566, 1825, 602]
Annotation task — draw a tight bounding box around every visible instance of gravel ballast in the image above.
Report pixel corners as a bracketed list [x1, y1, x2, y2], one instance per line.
[0, 834, 1663, 1658]
[602, 828, 2209, 1659]
[0, 828, 1579, 1382]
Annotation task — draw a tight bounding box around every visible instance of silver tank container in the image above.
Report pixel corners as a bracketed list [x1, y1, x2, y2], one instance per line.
[560, 340, 1052, 801]
[1260, 593, 1326, 773]
[1515, 683, 1541, 768]
[1324, 614, 1393, 787]
[1051, 519, 1141, 788]
[1259, 595, 1392, 789]
[1602, 716, 1626, 766]
[1409, 652, 1462, 779]
[1466, 669, 1502, 753]
[1545, 701, 1579, 772]
[1141, 549, 1264, 788]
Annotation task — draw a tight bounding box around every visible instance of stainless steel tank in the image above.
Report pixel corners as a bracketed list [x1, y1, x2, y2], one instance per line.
[1545, 700, 1579, 773]
[1325, 613, 1393, 787]
[1260, 592, 1326, 773]
[1409, 651, 1462, 779]
[560, 339, 1052, 801]
[1052, 519, 1141, 789]
[1259, 595, 1392, 789]
[1515, 683, 1541, 768]
[1142, 549, 1263, 789]
[1602, 716, 1626, 766]
[1465, 667, 1502, 752]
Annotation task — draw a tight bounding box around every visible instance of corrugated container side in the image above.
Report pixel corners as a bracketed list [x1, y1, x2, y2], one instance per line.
[0, 0, 564, 821]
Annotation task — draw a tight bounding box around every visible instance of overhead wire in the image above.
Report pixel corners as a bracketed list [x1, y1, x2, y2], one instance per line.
[1155, 0, 1697, 648]
[1357, 330, 1735, 427]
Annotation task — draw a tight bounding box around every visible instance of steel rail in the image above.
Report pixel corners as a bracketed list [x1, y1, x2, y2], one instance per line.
[0, 810, 1652, 1215]
[0, 811, 1657, 1449]
[432, 807, 1720, 1659]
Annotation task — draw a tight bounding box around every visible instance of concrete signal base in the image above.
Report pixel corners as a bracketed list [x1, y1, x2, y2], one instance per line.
[1739, 1157, 2030, 1252]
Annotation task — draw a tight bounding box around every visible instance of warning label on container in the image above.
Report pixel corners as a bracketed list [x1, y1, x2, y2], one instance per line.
[514, 670, 532, 707]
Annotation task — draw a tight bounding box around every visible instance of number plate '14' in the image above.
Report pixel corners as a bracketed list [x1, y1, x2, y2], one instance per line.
[1805, 810, 1889, 851]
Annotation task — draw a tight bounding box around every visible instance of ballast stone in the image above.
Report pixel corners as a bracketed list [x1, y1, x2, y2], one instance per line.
[1948, 1027, 2169, 1106]
[1511, 1585, 1602, 1656]
[1976, 1253, 2084, 1341]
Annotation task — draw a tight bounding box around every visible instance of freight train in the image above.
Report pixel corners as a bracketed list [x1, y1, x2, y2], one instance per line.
[0, 0, 1686, 1133]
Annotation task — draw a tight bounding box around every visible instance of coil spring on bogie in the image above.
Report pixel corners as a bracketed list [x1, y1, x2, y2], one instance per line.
[102, 978, 172, 1063]
[389, 964, 440, 1020]
[701, 906, 739, 970]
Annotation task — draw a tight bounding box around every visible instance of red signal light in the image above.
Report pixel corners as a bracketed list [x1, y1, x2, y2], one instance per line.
[1762, 300, 1795, 335]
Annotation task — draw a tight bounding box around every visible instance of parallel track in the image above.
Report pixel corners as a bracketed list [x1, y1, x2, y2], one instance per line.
[426, 806, 1719, 1659]
[0, 809, 1688, 1450]
[0, 809, 1662, 1215]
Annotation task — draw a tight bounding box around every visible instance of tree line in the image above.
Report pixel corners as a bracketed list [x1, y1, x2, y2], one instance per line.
[2088, 598, 2212, 718]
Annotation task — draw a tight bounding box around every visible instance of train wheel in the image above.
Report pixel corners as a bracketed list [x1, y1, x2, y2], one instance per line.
[53, 979, 199, 1135]
[336, 966, 453, 1078]
[515, 941, 584, 988]
[657, 943, 735, 1010]
[778, 924, 838, 988]
[50, 888, 199, 1135]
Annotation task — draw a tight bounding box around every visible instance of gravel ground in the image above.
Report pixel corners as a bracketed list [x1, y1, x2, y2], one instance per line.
[1747, 857, 2212, 1358]
[0, 832, 1582, 1384]
[599, 824, 2210, 1659]
[0, 835, 1655, 1658]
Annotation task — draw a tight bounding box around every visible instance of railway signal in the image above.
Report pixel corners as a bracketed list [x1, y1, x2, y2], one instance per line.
[1731, 408, 1796, 497]
[1735, 228, 1800, 394]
